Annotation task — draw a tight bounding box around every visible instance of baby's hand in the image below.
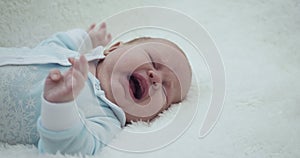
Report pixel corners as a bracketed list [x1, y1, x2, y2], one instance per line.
[44, 55, 88, 103]
[87, 22, 112, 48]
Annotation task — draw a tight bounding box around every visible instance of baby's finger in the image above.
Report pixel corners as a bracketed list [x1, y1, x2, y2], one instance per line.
[71, 57, 80, 71]
[72, 55, 88, 78]
[106, 33, 112, 43]
[68, 57, 75, 65]
[99, 22, 106, 30]
[88, 23, 96, 32]
[78, 55, 89, 78]
[69, 69, 86, 94]
[98, 27, 107, 39]
[49, 69, 62, 81]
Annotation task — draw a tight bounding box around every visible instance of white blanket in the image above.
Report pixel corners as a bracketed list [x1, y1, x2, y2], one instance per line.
[0, 0, 299, 157]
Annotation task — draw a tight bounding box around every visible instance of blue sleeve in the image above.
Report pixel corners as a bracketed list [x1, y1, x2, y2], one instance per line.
[37, 98, 122, 155]
[37, 29, 93, 52]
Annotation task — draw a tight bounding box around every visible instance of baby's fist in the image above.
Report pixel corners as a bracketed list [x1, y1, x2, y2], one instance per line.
[44, 55, 89, 103]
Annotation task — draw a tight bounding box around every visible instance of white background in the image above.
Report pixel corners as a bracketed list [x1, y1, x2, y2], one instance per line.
[0, 0, 299, 157]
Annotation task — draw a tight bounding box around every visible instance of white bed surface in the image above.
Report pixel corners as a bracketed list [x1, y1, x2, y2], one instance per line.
[0, 0, 299, 158]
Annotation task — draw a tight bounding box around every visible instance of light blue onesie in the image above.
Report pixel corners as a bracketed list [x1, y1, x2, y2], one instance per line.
[0, 29, 126, 155]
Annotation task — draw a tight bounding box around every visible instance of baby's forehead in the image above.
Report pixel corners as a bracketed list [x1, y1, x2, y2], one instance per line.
[127, 37, 182, 51]
[133, 39, 190, 75]
[139, 38, 180, 50]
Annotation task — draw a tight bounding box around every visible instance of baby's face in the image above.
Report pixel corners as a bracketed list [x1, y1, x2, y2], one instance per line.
[97, 39, 191, 122]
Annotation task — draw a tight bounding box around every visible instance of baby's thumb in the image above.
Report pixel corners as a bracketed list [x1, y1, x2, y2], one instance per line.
[48, 69, 62, 81]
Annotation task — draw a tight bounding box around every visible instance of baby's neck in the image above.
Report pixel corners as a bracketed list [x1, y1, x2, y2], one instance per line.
[88, 59, 104, 80]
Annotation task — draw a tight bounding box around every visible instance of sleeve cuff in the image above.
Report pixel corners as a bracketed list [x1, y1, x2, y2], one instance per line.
[65, 29, 93, 53]
[41, 96, 82, 131]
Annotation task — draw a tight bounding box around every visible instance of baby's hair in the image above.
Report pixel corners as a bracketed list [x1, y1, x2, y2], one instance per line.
[124, 37, 188, 59]
[125, 37, 152, 45]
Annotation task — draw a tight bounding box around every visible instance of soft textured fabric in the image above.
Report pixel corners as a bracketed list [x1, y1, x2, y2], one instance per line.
[0, 29, 126, 155]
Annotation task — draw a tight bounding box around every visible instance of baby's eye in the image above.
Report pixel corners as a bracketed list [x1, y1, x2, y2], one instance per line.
[152, 61, 158, 69]
[162, 86, 167, 97]
[148, 53, 159, 69]
[162, 81, 167, 96]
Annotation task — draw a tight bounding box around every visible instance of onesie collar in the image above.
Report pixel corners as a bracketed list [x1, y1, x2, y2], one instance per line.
[87, 72, 126, 127]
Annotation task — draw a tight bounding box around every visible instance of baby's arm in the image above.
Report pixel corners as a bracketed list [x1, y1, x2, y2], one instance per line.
[37, 24, 116, 155]
[39, 56, 122, 155]
[38, 22, 111, 52]
[37, 100, 122, 155]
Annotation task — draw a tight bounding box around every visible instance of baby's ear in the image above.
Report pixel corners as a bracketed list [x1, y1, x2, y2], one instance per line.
[104, 42, 123, 56]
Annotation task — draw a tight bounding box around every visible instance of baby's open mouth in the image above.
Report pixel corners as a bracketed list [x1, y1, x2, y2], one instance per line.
[129, 73, 148, 100]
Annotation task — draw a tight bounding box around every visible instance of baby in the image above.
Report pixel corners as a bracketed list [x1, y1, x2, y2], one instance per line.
[0, 22, 192, 155]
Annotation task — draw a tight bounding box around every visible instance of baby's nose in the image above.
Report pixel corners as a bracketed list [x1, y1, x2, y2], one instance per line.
[148, 70, 161, 85]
